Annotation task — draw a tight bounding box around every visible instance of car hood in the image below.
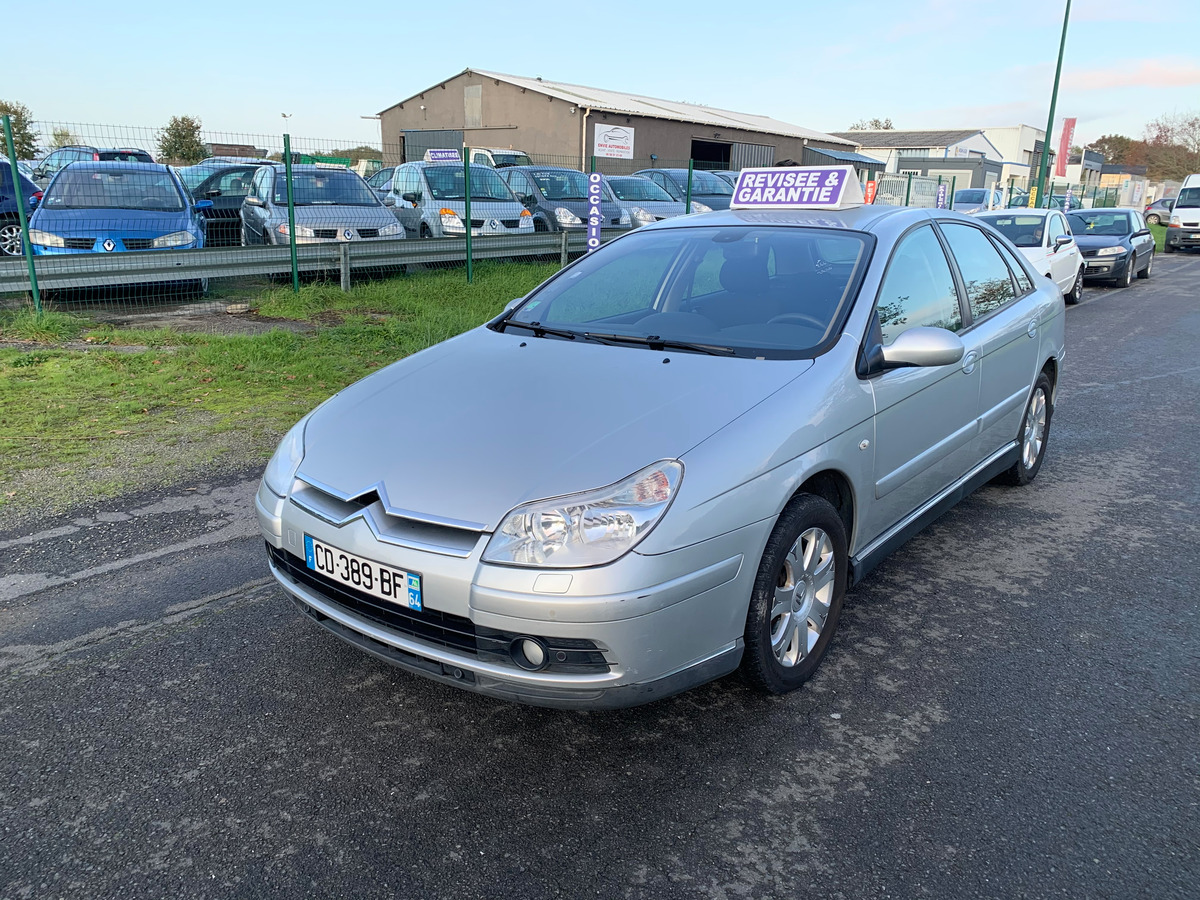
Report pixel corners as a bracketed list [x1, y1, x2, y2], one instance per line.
[29, 207, 196, 235]
[619, 199, 688, 218]
[1072, 233, 1128, 250]
[298, 327, 812, 530]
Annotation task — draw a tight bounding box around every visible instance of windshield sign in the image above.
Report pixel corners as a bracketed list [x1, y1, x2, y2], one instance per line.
[505, 226, 870, 359]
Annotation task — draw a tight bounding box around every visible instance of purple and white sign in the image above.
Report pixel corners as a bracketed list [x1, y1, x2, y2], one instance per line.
[936, 183, 948, 209]
[1062, 189, 1073, 212]
[586, 172, 603, 252]
[731, 166, 864, 210]
[424, 148, 461, 163]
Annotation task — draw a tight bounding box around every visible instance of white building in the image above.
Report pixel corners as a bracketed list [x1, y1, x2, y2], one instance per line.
[829, 129, 1001, 175]
[981, 125, 1053, 184]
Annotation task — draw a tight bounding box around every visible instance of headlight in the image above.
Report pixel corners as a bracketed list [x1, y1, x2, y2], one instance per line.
[377, 222, 402, 237]
[518, 211, 533, 228]
[629, 206, 655, 226]
[618, 209, 631, 226]
[439, 208, 463, 230]
[1096, 245, 1125, 257]
[1169, 215, 1181, 227]
[483, 460, 683, 568]
[276, 223, 315, 237]
[554, 207, 582, 226]
[262, 415, 311, 497]
[690, 201, 712, 214]
[27, 229, 64, 248]
[152, 231, 196, 248]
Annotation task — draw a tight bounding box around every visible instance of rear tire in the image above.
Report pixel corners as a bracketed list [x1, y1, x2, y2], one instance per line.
[998, 372, 1053, 486]
[0, 219, 23, 257]
[1137, 250, 1153, 279]
[1146, 213, 1161, 225]
[742, 493, 848, 694]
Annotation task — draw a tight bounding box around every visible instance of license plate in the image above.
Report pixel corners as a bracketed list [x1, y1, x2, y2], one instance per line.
[303, 534, 422, 611]
[1190, 233, 1199, 240]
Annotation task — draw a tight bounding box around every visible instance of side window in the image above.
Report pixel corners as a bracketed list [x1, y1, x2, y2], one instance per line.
[940, 222, 1017, 319]
[216, 169, 255, 198]
[875, 224, 962, 345]
[509, 171, 534, 199]
[989, 235, 1034, 294]
[250, 168, 268, 201]
[1046, 214, 1067, 243]
[404, 168, 424, 201]
[1132, 212, 1145, 231]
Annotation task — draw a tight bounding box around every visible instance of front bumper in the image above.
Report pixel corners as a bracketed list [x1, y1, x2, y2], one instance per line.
[256, 481, 764, 708]
[1082, 252, 1130, 280]
[1166, 227, 1200, 249]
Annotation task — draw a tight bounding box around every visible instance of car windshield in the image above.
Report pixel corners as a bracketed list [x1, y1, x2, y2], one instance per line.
[678, 171, 735, 195]
[955, 190, 987, 204]
[424, 166, 515, 201]
[492, 152, 533, 167]
[505, 225, 870, 359]
[1175, 187, 1200, 208]
[273, 170, 379, 206]
[529, 170, 591, 201]
[1067, 211, 1132, 235]
[979, 214, 1046, 247]
[608, 178, 675, 202]
[42, 168, 184, 211]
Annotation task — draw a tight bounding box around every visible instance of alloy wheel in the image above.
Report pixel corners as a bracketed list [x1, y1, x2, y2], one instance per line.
[0, 222, 22, 257]
[770, 527, 835, 667]
[1022, 387, 1048, 470]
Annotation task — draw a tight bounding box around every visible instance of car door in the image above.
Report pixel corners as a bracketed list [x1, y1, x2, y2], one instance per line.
[244, 167, 269, 243]
[393, 166, 422, 234]
[937, 220, 1041, 462]
[1044, 212, 1080, 294]
[1130, 211, 1154, 266]
[862, 222, 979, 543]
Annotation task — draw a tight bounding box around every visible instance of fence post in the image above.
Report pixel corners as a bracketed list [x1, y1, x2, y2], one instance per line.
[559, 229, 568, 267]
[340, 243, 350, 292]
[686, 159, 694, 212]
[3, 115, 41, 315]
[949, 176, 956, 209]
[463, 148, 473, 284]
[904, 173, 913, 206]
[282, 133, 299, 293]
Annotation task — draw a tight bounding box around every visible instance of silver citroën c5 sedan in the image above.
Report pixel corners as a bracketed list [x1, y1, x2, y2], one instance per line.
[257, 167, 1065, 709]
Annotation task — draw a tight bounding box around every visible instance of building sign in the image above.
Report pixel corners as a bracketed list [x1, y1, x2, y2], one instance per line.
[936, 183, 948, 208]
[587, 173, 603, 252]
[731, 166, 864, 209]
[424, 148, 461, 163]
[1055, 118, 1076, 178]
[593, 125, 635, 159]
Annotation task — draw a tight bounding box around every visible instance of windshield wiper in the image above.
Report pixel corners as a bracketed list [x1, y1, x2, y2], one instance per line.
[498, 320, 580, 340]
[581, 332, 736, 356]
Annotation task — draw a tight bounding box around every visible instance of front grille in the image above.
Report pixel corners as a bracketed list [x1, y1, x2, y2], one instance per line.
[468, 218, 484, 228]
[123, 238, 154, 250]
[611, 218, 622, 226]
[1082, 249, 1098, 258]
[64, 238, 95, 249]
[269, 543, 478, 655]
[357, 228, 379, 238]
[500, 219, 521, 228]
[312, 228, 338, 239]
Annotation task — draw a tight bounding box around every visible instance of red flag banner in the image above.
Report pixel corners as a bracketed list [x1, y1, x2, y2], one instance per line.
[1055, 118, 1076, 178]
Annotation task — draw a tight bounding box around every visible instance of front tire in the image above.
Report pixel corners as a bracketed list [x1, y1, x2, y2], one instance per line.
[1116, 258, 1134, 288]
[742, 494, 848, 694]
[1137, 250, 1153, 279]
[998, 372, 1053, 486]
[1065, 267, 1083, 304]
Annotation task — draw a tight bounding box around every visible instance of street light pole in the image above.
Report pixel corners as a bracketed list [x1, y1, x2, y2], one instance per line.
[1034, 0, 1072, 208]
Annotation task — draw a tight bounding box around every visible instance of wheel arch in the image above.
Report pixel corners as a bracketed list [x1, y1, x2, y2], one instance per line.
[791, 468, 855, 550]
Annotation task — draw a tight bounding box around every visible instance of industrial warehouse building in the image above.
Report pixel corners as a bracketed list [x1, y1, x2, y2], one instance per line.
[377, 68, 858, 171]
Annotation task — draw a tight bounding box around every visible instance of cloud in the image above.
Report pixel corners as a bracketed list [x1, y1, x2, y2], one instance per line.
[1063, 59, 1200, 91]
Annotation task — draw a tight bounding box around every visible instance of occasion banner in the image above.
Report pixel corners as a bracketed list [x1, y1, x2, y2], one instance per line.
[587, 173, 603, 251]
[731, 166, 864, 209]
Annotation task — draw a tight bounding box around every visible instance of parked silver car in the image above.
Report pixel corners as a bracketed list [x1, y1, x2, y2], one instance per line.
[258, 190, 1064, 709]
[386, 162, 534, 239]
[240, 165, 402, 245]
[606, 175, 690, 226]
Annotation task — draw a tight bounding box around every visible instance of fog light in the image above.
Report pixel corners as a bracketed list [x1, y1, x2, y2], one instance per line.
[511, 637, 548, 670]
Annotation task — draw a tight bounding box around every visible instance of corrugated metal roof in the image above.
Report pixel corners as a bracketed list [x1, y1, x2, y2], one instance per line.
[806, 147, 884, 165]
[828, 129, 983, 148]
[386, 69, 856, 147]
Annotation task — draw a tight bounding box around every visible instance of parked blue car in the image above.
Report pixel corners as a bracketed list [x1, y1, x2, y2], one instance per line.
[28, 162, 210, 255]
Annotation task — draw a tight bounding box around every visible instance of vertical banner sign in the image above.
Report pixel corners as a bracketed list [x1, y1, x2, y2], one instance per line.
[1063, 189, 1073, 212]
[586, 173, 603, 252]
[863, 181, 877, 204]
[1027, 185, 1039, 208]
[1055, 118, 1076, 178]
[936, 183, 948, 209]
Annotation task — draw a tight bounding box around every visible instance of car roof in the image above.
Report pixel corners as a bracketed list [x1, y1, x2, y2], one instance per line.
[64, 160, 172, 173]
[638, 203, 926, 234]
[266, 164, 358, 173]
[977, 207, 1054, 218]
[1066, 207, 1139, 214]
[504, 165, 584, 173]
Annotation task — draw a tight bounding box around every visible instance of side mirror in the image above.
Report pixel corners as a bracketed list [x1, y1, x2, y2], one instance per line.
[244, 196, 263, 207]
[519, 194, 535, 206]
[28, 194, 40, 209]
[383, 194, 396, 207]
[1132, 229, 1151, 238]
[880, 327, 965, 370]
[33, 167, 46, 179]
[195, 199, 214, 211]
[401, 191, 418, 203]
[1053, 234, 1072, 251]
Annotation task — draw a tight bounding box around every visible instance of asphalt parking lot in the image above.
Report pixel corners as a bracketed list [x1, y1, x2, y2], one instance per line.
[2, 254, 1197, 900]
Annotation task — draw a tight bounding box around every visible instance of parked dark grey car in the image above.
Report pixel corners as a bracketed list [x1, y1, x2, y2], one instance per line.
[633, 168, 736, 210]
[179, 163, 263, 247]
[499, 166, 631, 233]
[1067, 207, 1155, 287]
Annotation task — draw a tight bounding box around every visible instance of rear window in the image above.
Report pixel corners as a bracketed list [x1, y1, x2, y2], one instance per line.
[955, 190, 987, 204]
[98, 150, 154, 163]
[979, 214, 1046, 247]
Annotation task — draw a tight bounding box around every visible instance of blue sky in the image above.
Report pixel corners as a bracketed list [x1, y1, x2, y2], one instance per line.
[10, 0, 1195, 151]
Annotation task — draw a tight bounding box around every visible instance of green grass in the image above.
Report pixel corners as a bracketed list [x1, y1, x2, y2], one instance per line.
[1150, 223, 1167, 253]
[0, 261, 560, 515]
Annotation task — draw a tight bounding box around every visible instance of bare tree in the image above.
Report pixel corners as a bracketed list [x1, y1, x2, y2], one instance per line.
[848, 118, 894, 130]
